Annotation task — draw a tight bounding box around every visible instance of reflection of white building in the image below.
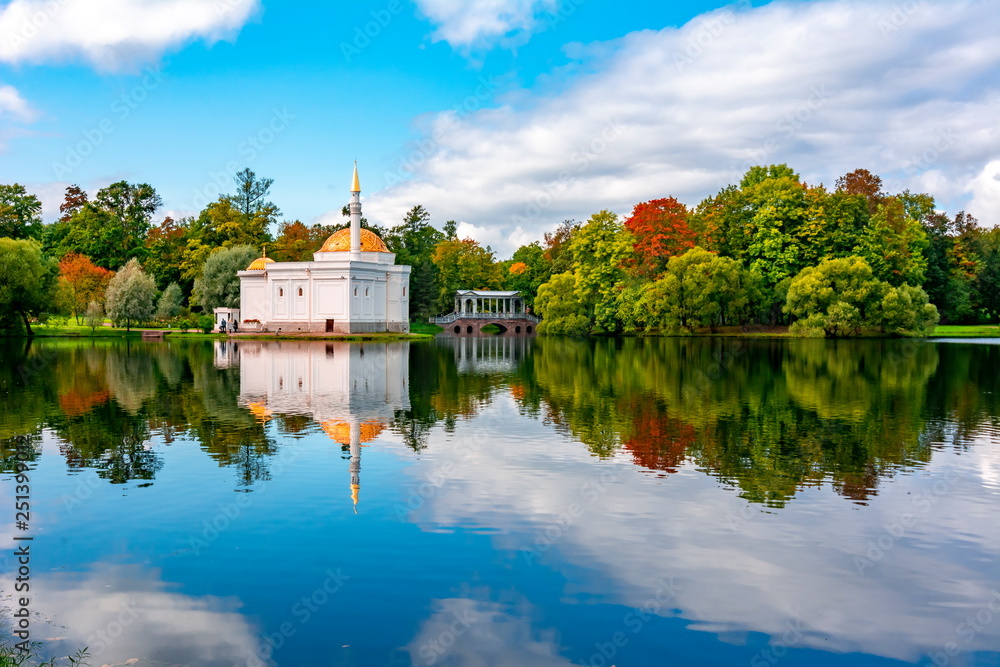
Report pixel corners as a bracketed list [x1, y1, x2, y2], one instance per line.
[236, 340, 410, 510]
[237, 165, 410, 334]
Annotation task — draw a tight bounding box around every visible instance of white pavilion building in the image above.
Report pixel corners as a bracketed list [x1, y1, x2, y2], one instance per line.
[236, 165, 410, 334]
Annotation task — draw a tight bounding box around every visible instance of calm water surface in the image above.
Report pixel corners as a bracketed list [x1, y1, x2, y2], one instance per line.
[1, 336, 998, 666]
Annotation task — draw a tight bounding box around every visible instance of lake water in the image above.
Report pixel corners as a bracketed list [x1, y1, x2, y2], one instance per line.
[1, 336, 998, 666]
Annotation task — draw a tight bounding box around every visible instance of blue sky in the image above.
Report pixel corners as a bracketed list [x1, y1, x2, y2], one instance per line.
[1, 0, 998, 257]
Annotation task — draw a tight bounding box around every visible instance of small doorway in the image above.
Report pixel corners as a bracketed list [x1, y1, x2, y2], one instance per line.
[325, 319, 335, 332]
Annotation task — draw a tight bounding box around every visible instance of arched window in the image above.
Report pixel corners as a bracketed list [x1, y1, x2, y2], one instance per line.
[297, 287, 303, 297]
[279, 288, 283, 297]
[354, 287, 358, 296]
[365, 287, 369, 297]
[403, 287, 407, 297]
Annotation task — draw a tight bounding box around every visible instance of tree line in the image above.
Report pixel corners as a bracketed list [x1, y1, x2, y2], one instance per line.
[0, 164, 996, 335]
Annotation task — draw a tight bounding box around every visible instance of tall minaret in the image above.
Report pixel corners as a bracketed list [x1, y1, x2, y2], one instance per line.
[349, 162, 362, 257]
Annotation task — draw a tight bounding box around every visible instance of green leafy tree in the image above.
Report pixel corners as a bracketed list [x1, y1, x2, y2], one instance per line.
[784, 256, 886, 336]
[795, 186, 869, 267]
[145, 216, 192, 291]
[620, 247, 758, 333]
[535, 272, 590, 335]
[876, 284, 939, 335]
[0, 239, 57, 335]
[0, 183, 43, 240]
[386, 206, 445, 319]
[570, 210, 633, 333]
[59, 181, 162, 269]
[503, 242, 551, 309]
[542, 220, 578, 276]
[105, 258, 157, 330]
[271, 220, 336, 262]
[856, 196, 928, 286]
[156, 283, 184, 320]
[192, 245, 257, 311]
[432, 237, 500, 314]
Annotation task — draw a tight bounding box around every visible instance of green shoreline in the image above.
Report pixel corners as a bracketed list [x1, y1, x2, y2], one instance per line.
[2, 324, 996, 340]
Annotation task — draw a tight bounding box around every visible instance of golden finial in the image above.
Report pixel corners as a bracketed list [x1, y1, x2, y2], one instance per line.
[351, 162, 361, 193]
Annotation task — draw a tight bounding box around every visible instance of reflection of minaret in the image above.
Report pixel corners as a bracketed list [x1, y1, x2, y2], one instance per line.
[349, 421, 361, 512]
[237, 340, 409, 512]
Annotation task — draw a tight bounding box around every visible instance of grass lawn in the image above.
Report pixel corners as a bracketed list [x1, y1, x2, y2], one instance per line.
[410, 322, 444, 335]
[930, 324, 1000, 337]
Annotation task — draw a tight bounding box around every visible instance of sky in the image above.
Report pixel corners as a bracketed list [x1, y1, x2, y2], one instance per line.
[1, 0, 998, 258]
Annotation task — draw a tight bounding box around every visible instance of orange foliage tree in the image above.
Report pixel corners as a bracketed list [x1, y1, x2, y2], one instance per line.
[58, 253, 114, 323]
[624, 197, 696, 279]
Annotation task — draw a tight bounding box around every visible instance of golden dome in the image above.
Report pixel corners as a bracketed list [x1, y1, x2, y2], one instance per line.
[319, 227, 390, 253]
[246, 256, 275, 270]
[320, 420, 385, 445]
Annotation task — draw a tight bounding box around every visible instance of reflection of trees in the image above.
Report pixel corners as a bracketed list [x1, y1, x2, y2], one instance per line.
[50, 401, 161, 483]
[522, 337, 955, 506]
[389, 341, 510, 451]
[0, 340, 279, 489]
[0, 433, 42, 474]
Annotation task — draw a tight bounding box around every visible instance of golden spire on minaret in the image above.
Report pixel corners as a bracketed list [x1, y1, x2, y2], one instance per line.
[351, 161, 360, 193]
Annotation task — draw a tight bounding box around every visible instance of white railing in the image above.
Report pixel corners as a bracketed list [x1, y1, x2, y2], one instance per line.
[430, 312, 540, 324]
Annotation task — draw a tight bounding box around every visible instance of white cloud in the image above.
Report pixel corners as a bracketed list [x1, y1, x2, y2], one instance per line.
[396, 394, 1000, 663]
[0, 564, 267, 666]
[404, 596, 570, 666]
[364, 0, 1000, 257]
[0, 0, 260, 71]
[0, 83, 38, 122]
[414, 0, 558, 50]
[968, 159, 1000, 226]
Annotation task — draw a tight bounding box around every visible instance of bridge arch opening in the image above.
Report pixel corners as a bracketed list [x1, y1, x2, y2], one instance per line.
[466, 325, 473, 334]
[481, 323, 508, 334]
[526, 325, 533, 334]
[515, 325, 522, 333]
[454, 325, 461, 334]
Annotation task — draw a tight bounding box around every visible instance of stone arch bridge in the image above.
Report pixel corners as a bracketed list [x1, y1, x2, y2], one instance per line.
[430, 290, 540, 335]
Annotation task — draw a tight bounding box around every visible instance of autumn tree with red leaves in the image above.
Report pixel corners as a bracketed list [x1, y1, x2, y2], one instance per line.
[624, 197, 697, 279]
[58, 253, 114, 323]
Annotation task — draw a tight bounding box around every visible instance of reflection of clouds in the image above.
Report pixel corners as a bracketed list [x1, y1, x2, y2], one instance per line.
[0, 564, 267, 667]
[403, 395, 1000, 663]
[405, 596, 570, 667]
